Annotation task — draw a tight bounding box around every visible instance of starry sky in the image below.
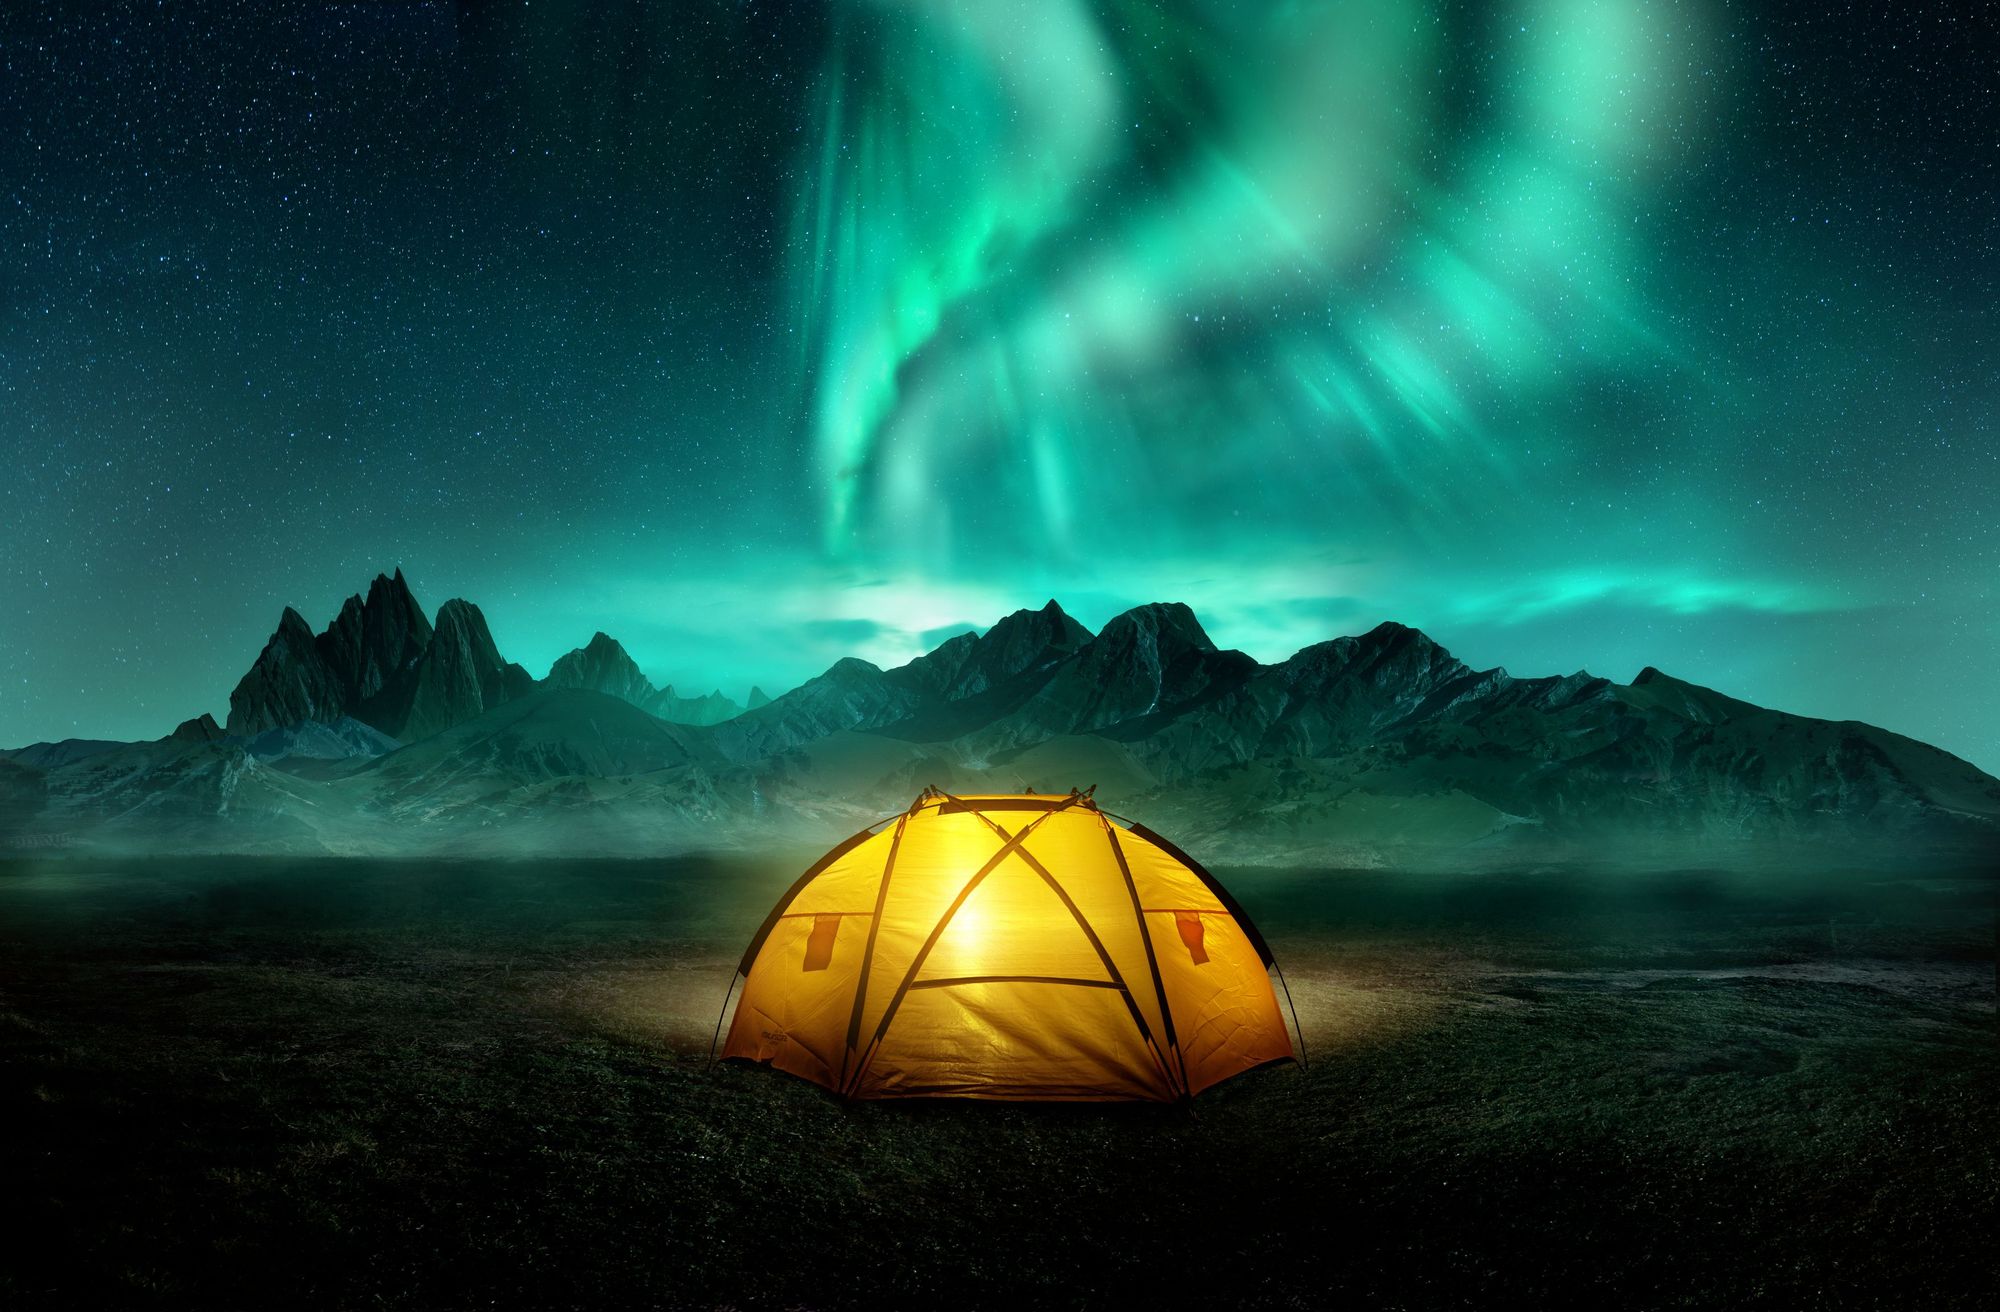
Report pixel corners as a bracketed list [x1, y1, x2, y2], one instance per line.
[2, 1, 1993, 770]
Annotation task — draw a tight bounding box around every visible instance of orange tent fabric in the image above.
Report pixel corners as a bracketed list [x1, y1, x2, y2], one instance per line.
[720, 789, 1297, 1101]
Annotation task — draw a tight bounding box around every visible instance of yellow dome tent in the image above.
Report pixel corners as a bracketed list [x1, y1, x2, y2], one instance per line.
[716, 788, 1301, 1101]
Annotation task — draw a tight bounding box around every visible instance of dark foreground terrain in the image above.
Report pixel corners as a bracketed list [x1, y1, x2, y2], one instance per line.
[1, 853, 1993, 1309]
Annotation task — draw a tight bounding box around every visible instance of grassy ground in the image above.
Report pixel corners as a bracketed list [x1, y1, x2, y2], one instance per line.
[0, 856, 1993, 1309]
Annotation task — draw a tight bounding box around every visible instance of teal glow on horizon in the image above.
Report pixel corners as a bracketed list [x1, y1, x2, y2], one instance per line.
[0, 2, 1992, 771]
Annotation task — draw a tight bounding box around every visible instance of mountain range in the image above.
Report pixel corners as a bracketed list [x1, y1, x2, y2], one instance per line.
[222, 570, 757, 738]
[3, 571, 1995, 871]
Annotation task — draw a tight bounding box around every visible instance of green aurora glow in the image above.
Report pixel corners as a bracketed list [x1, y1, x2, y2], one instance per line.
[0, 1, 1992, 770]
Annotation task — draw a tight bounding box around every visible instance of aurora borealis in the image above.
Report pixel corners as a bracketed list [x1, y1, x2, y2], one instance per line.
[1, 2, 1993, 769]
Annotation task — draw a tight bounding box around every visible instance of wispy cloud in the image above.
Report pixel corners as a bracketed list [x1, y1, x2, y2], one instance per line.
[487, 546, 1857, 703]
[1437, 572, 1858, 626]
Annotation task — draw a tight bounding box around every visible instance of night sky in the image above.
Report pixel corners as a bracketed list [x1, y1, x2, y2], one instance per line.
[2, 2, 1993, 770]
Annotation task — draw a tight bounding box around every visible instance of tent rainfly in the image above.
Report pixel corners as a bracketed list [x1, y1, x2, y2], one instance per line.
[716, 788, 1301, 1101]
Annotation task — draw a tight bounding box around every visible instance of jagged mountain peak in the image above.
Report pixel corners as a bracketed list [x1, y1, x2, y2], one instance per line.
[363, 568, 432, 640]
[1356, 619, 1430, 646]
[1346, 620, 1456, 662]
[397, 599, 533, 742]
[1619, 665, 1761, 726]
[1099, 601, 1216, 652]
[990, 597, 1090, 644]
[953, 599, 1254, 750]
[546, 632, 655, 711]
[325, 567, 434, 707]
[433, 597, 481, 627]
[825, 655, 886, 680]
[167, 713, 225, 745]
[428, 598, 510, 670]
[990, 599, 1093, 646]
[430, 598, 514, 668]
[889, 600, 1096, 709]
[227, 607, 350, 736]
[1287, 620, 1469, 688]
[227, 571, 534, 743]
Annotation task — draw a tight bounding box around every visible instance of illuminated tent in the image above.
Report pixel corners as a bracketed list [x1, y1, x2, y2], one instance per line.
[718, 789, 1299, 1101]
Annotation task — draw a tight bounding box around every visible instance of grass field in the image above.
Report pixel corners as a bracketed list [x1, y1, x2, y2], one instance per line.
[1, 855, 1993, 1309]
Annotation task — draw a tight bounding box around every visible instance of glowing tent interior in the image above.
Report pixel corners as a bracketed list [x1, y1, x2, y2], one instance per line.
[717, 789, 1300, 1101]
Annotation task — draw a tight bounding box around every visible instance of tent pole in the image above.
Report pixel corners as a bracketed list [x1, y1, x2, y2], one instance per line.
[1273, 957, 1308, 1069]
[707, 970, 739, 1065]
[839, 809, 913, 1095]
[846, 800, 1082, 1091]
[1100, 813, 1188, 1095]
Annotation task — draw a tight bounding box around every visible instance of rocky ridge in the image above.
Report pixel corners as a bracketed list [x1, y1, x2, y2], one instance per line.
[6, 578, 1995, 869]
